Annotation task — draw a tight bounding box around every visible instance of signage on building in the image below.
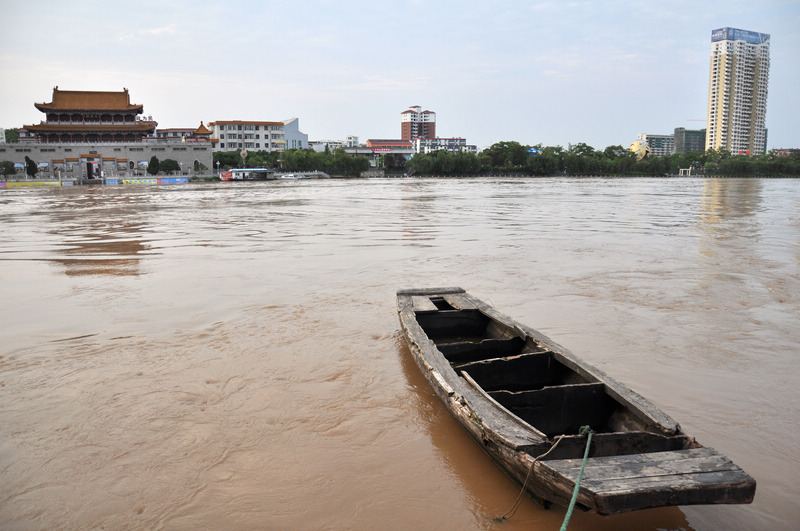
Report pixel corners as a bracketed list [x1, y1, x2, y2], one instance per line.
[711, 27, 770, 44]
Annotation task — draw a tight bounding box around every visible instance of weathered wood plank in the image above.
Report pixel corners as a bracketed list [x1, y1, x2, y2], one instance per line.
[544, 447, 734, 479]
[410, 295, 438, 313]
[397, 287, 465, 297]
[537, 448, 755, 514]
[538, 447, 755, 503]
[442, 292, 478, 310]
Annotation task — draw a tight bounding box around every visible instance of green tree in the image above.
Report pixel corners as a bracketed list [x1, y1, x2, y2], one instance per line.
[383, 153, 407, 172]
[482, 141, 529, 171]
[430, 150, 454, 174]
[408, 153, 433, 174]
[1, 160, 16, 176]
[4, 128, 19, 143]
[147, 156, 160, 175]
[603, 145, 626, 159]
[160, 159, 181, 174]
[213, 151, 241, 170]
[24, 156, 38, 178]
[452, 150, 481, 174]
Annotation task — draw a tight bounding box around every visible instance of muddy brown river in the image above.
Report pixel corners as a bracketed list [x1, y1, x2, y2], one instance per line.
[1, 177, 798, 529]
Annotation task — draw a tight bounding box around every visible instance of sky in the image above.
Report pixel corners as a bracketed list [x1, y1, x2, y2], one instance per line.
[1, 0, 799, 151]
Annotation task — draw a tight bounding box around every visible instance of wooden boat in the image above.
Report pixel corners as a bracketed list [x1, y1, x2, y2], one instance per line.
[397, 287, 755, 515]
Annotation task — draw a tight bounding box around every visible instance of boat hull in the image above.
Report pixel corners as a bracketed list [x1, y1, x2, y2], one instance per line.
[397, 288, 755, 515]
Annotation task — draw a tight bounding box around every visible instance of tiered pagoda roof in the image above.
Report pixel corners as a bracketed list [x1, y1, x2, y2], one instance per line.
[34, 87, 143, 112]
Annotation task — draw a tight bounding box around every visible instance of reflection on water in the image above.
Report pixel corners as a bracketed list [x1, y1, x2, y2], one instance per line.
[44, 189, 156, 276]
[1, 177, 799, 530]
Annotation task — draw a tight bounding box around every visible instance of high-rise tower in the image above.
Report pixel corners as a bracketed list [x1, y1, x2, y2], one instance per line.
[401, 106, 436, 140]
[705, 27, 770, 155]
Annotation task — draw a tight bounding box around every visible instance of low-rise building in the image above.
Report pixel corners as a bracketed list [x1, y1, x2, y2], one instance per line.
[309, 136, 360, 152]
[209, 120, 286, 152]
[413, 137, 477, 154]
[152, 122, 214, 144]
[637, 133, 674, 157]
[365, 139, 414, 154]
[309, 140, 346, 152]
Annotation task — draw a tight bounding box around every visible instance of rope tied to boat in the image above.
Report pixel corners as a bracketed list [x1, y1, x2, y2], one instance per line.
[494, 433, 566, 522]
[560, 425, 594, 530]
[494, 425, 594, 526]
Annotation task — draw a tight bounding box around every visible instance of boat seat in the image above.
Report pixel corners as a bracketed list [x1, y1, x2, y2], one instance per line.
[536, 447, 756, 515]
[439, 337, 526, 364]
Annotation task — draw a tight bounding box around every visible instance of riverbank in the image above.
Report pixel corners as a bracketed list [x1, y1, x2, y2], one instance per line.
[2, 172, 799, 190]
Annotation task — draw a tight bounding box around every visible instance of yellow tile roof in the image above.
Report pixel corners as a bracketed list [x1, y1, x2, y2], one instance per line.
[35, 87, 143, 112]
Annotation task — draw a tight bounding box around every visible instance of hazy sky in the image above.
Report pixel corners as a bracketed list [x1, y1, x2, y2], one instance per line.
[2, 0, 798, 150]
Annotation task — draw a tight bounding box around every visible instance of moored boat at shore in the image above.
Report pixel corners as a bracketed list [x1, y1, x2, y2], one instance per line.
[397, 287, 756, 515]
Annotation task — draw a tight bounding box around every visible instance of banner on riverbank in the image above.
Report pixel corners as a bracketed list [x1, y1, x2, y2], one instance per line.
[4, 181, 62, 188]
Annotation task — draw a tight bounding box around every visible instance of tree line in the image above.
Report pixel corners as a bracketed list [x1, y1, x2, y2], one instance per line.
[213, 147, 369, 177]
[404, 141, 800, 177]
[4, 141, 800, 179]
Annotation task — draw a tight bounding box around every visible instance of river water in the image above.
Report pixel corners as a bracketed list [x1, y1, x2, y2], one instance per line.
[1, 177, 798, 530]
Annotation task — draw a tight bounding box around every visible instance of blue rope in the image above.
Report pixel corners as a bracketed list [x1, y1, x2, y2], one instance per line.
[560, 426, 593, 531]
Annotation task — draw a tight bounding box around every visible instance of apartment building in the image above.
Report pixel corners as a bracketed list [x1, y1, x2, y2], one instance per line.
[401, 106, 436, 140]
[705, 27, 770, 155]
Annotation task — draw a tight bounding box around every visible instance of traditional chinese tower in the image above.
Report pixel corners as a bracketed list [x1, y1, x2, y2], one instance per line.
[25, 86, 156, 143]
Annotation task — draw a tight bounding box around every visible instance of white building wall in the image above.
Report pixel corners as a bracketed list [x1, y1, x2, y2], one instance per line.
[282, 118, 308, 150]
[211, 121, 286, 152]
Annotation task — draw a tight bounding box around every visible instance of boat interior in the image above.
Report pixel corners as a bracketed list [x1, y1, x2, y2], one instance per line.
[414, 296, 698, 458]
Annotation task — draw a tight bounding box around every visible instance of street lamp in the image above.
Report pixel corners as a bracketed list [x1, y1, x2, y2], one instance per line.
[216, 160, 220, 174]
[180, 162, 183, 175]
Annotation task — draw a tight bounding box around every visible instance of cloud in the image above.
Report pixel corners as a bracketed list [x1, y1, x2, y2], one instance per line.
[141, 24, 177, 36]
[118, 24, 178, 41]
